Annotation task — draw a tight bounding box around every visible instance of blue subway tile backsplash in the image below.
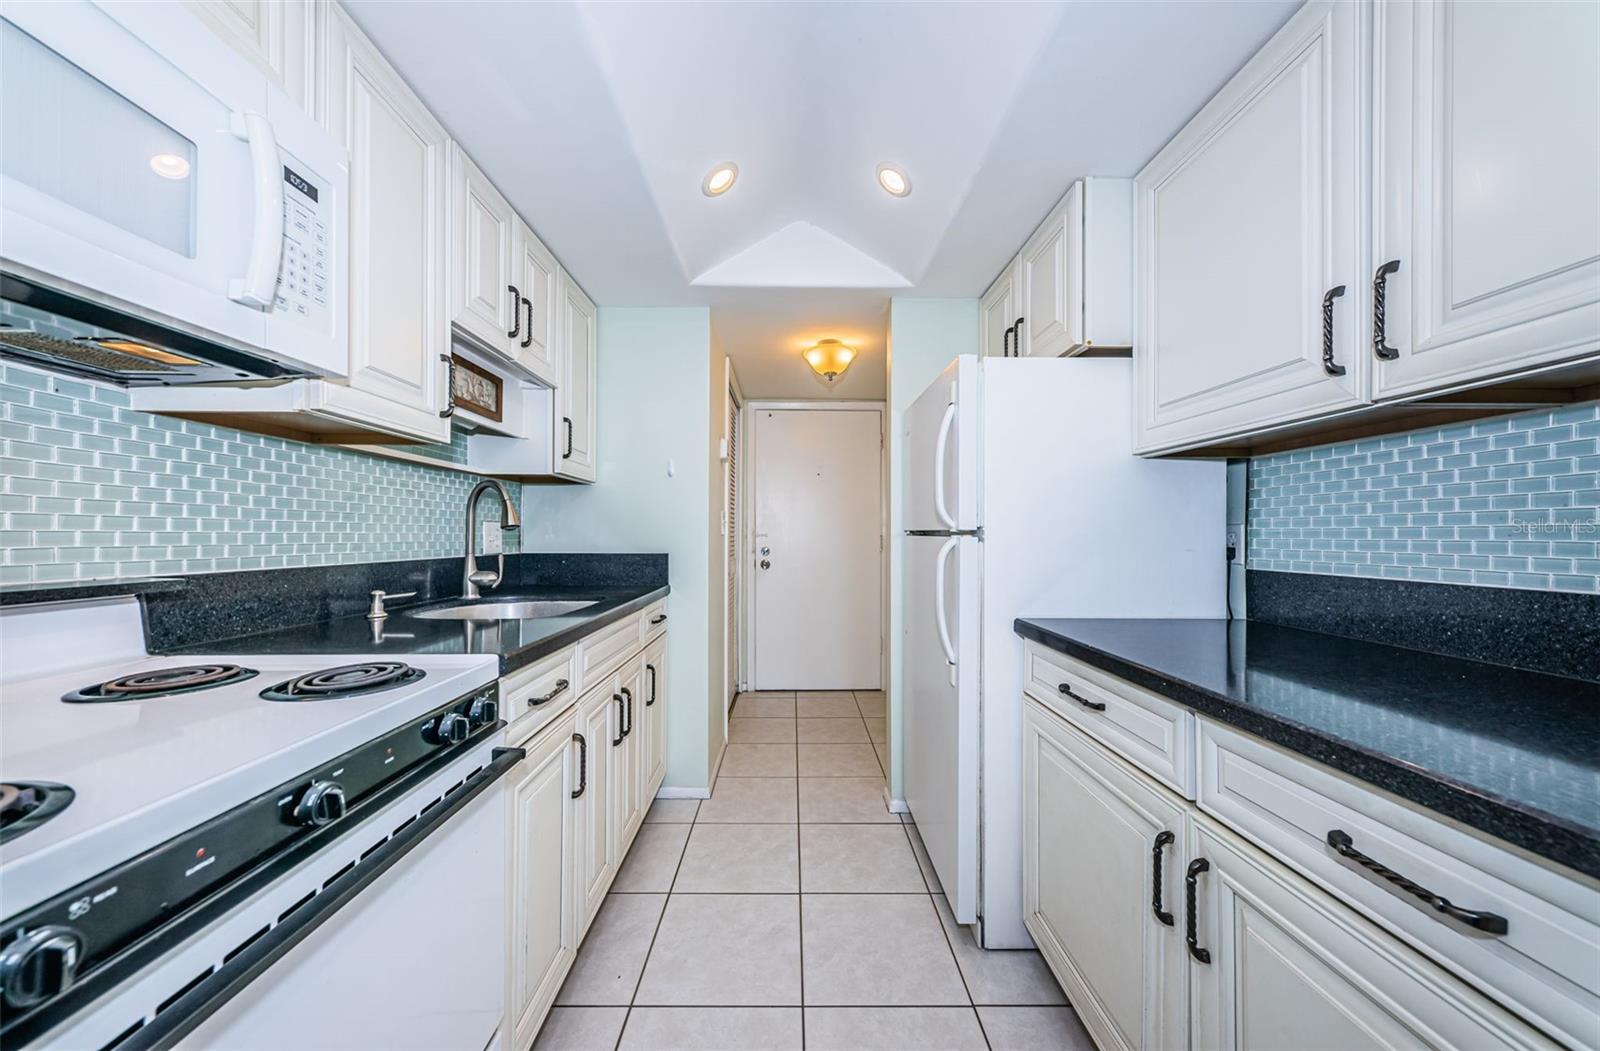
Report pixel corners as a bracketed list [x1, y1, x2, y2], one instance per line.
[0, 362, 519, 585]
[1248, 402, 1600, 593]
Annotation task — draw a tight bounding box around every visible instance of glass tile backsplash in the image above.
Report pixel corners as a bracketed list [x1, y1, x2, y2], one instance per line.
[1248, 402, 1600, 592]
[0, 362, 520, 584]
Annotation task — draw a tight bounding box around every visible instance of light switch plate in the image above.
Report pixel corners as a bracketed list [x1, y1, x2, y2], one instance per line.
[481, 521, 503, 555]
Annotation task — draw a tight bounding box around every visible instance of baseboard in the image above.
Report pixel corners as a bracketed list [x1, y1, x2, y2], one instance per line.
[883, 786, 909, 813]
[655, 785, 711, 800]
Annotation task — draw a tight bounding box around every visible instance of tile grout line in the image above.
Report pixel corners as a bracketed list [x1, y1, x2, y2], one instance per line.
[795, 702, 806, 1047]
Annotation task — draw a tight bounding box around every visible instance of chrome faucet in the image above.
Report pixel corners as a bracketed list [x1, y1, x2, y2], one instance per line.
[463, 478, 521, 600]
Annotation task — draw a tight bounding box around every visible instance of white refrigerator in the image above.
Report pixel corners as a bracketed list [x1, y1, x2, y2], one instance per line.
[902, 355, 1225, 948]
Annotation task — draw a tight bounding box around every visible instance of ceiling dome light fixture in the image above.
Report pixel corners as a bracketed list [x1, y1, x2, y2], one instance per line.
[876, 163, 911, 198]
[804, 339, 856, 386]
[702, 162, 739, 197]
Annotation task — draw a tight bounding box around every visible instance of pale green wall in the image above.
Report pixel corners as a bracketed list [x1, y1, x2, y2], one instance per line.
[884, 298, 980, 803]
[519, 308, 717, 793]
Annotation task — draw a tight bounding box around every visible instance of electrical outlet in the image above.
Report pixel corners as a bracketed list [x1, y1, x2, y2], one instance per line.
[1225, 523, 1245, 565]
[480, 521, 503, 556]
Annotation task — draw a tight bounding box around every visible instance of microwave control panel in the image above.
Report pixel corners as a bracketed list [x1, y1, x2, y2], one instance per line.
[273, 159, 332, 327]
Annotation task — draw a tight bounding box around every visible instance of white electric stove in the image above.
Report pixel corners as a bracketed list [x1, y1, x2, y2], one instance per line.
[0, 595, 512, 1050]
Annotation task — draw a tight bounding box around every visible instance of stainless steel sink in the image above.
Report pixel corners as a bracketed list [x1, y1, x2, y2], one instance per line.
[408, 599, 598, 622]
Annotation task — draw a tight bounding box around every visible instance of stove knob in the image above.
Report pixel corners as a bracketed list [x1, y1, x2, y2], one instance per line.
[0, 925, 84, 1009]
[292, 780, 347, 827]
[429, 712, 471, 745]
[469, 693, 499, 726]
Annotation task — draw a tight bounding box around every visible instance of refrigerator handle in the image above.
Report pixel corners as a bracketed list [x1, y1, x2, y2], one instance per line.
[933, 400, 958, 530]
[934, 536, 959, 675]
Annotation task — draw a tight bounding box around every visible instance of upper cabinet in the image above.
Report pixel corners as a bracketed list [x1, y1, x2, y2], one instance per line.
[556, 269, 598, 482]
[983, 178, 1135, 358]
[449, 144, 521, 361]
[182, 0, 315, 112]
[516, 222, 561, 388]
[1135, 0, 1367, 453]
[1371, 0, 1600, 400]
[1134, 0, 1600, 456]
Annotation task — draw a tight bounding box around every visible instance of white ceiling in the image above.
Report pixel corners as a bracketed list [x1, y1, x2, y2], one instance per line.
[346, 0, 1298, 398]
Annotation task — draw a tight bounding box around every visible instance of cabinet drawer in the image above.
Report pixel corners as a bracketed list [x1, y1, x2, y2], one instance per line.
[502, 644, 578, 746]
[578, 613, 641, 686]
[1022, 641, 1194, 796]
[639, 600, 667, 645]
[1197, 719, 1599, 1049]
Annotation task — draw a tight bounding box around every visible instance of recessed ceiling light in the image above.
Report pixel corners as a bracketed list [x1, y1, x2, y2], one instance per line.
[149, 153, 191, 180]
[702, 162, 739, 197]
[876, 164, 911, 198]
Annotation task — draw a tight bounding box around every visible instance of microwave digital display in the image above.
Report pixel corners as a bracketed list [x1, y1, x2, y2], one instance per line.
[283, 166, 318, 203]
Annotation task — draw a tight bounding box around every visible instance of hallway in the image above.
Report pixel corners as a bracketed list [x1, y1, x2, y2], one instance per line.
[533, 692, 1091, 1050]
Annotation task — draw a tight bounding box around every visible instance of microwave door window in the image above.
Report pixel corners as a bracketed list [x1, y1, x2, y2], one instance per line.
[1, 18, 195, 258]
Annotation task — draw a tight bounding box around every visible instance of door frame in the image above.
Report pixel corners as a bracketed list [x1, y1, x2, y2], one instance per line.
[722, 361, 745, 712]
[741, 400, 887, 692]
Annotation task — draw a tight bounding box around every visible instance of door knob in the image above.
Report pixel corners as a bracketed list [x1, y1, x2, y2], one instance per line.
[760, 559, 771, 570]
[760, 546, 771, 556]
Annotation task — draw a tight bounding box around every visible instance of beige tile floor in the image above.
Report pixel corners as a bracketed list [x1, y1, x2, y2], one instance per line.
[535, 691, 1094, 1051]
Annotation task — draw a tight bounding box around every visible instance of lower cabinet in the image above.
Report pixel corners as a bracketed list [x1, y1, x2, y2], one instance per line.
[506, 615, 669, 1045]
[573, 676, 616, 940]
[1022, 697, 1553, 1051]
[506, 710, 579, 1051]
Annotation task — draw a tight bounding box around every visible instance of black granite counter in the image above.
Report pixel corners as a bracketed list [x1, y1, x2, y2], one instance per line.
[1013, 617, 1600, 880]
[0, 576, 186, 606]
[182, 584, 668, 676]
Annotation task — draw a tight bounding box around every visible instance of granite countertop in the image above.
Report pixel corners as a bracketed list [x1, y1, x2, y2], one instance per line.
[180, 584, 669, 676]
[1013, 617, 1600, 880]
[0, 576, 187, 606]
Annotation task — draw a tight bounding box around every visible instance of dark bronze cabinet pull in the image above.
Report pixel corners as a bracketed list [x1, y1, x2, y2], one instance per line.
[612, 694, 625, 746]
[1321, 284, 1347, 376]
[1326, 830, 1508, 934]
[438, 354, 456, 418]
[649, 613, 667, 625]
[570, 732, 587, 799]
[520, 297, 533, 348]
[1058, 681, 1106, 711]
[562, 416, 574, 459]
[1185, 857, 1211, 963]
[507, 284, 522, 340]
[529, 678, 569, 707]
[1002, 324, 1013, 358]
[646, 663, 658, 706]
[1152, 831, 1175, 926]
[1012, 316, 1025, 356]
[621, 687, 633, 738]
[1373, 260, 1401, 360]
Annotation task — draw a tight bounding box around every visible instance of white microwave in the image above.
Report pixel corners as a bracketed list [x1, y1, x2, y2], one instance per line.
[0, 1, 348, 380]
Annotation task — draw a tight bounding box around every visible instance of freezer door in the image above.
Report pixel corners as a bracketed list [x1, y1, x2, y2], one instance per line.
[904, 355, 980, 532]
[902, 533, 981, 923]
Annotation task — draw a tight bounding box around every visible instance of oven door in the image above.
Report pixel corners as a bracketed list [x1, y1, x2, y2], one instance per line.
[39, 737, 518, 1051]
[0, 1, 346, 377]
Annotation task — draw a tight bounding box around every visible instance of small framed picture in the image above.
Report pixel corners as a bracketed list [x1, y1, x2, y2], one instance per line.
[450, 353, 503, 421]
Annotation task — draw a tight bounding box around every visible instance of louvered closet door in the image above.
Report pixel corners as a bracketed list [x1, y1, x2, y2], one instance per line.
[725, 389, 740, 706]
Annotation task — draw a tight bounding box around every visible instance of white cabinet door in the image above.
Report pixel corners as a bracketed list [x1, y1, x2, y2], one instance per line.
[572, 678, 614, 941]
[507, 713, 578, 1051]
[1135, 0, 1368, 453]
[319, 6, 449, 442]
[641, 633, 667, 802]
[1371, 0, 1600, 399]
[1018, 189, 1072, 358]
[1022, 699, 1188, 1051]
[1189, 818, 1554, 1051]
[555, 268, 598, 482]
[981, 265, 1017, 358]
[449, 144, 519, 360]
[514, 220, 561, 387]
[183, 0, 313, 112]
[611, 657, 645, 859]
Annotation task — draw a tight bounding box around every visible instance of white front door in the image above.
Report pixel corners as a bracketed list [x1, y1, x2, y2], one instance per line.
[750, 407, 883, 690]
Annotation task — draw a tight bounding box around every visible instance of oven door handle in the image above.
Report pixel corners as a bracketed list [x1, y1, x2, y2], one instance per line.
[117, 746, 525, 1051]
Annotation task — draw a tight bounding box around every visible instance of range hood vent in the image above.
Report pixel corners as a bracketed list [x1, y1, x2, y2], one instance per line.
[0, 271, 310, 386]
